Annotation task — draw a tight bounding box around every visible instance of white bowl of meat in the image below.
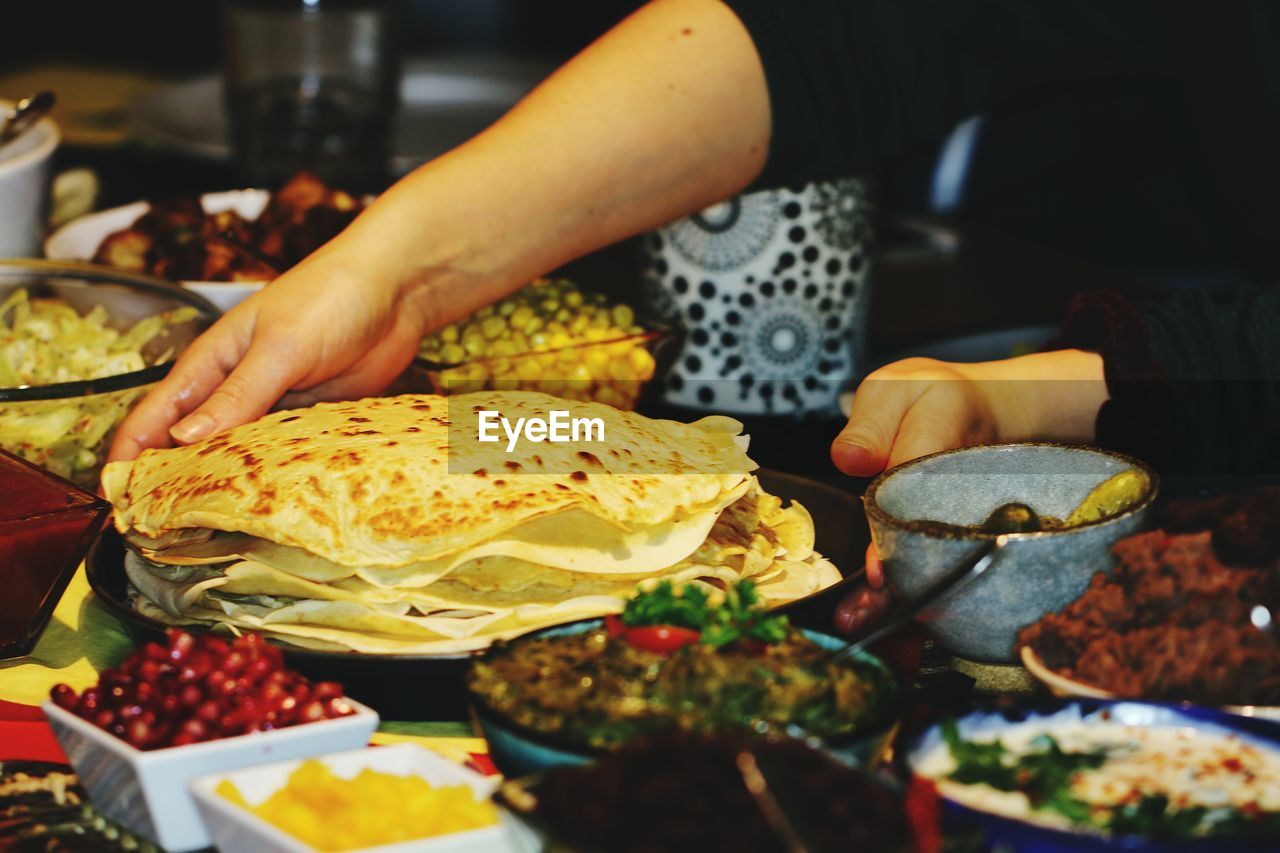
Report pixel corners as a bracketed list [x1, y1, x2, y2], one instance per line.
[45, 172, 366, 312]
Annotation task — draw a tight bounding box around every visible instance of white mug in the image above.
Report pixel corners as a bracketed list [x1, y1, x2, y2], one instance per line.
[0, 109, 59, 257]
[642, 177, 873, 415]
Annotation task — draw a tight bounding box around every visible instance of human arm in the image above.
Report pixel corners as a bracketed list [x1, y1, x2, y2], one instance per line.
[110, 0, 771, 459]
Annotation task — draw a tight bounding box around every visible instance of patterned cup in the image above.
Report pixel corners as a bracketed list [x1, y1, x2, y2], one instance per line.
[641, 178, 873, 415]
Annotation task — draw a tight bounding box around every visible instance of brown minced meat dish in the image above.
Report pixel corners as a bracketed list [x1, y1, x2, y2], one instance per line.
[1020, 488, 1280, 706]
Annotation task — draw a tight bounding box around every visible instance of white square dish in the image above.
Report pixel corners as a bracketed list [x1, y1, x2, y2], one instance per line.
[42, 697, 378, 852]
[190, 743, 523, 853]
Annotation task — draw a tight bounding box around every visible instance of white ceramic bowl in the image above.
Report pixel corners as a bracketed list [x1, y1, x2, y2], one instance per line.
[190, 743, 526, 853]
[1020, 646, 1280, 722]
[0, 104, 60, 257]
[44, 189, 271, 312]
[42, 697, 379, 852]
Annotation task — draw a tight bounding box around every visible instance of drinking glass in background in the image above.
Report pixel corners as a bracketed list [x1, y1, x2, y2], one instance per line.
[222, 0, 401, 192]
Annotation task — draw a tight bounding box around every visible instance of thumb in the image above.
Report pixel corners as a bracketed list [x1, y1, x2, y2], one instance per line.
[830, 380, 918, 477]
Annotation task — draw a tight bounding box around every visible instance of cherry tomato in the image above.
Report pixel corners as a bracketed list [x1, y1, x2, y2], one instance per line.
[605, 615, 701, 653]
[621, 624, 702, 654]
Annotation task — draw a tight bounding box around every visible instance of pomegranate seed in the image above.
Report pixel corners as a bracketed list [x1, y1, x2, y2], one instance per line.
[50, 684, 76, 709]
[179, 718, 207, 740]
[298, 701, 325, 723]
[189, 652, 216, 678]
[222, 651, 246, 675]
[246, 657, 273, 681]
[127, 719, 151, 747]
[94, 710, 117, 729]
[179, 684, 203, 708]
[168, 631, 195, 662]
[313, 682, 343, 701]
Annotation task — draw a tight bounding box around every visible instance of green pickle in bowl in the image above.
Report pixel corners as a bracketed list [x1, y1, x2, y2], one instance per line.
[468, 580, 895, 752]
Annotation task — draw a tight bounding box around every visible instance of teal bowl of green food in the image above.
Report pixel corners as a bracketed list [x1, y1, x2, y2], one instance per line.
[467, 618, 901, 779]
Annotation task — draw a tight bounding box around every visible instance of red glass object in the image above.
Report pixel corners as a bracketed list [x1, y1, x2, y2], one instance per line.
[0, 449, 110, 659]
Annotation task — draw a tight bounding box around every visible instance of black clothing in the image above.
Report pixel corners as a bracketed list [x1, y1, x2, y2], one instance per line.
[724, 0, 1280, 478]
[722, 0, 1280, 281]
[1058, 287, 1280, 480]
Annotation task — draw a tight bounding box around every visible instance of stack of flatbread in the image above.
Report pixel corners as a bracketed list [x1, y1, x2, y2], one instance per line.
[102, 391, 840, 654]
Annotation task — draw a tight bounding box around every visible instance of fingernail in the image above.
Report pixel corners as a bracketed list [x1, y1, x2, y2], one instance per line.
[171, 412, 215, 444]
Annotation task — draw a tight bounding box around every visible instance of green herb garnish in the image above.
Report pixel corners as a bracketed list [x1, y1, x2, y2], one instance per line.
[621, 580, 790, 648]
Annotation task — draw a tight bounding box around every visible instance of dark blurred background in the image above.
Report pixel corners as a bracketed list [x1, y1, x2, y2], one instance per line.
[2, 0, 1237, 318]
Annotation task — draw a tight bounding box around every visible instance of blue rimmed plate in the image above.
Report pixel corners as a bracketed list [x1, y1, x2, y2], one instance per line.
[907, 700, 1280, 852]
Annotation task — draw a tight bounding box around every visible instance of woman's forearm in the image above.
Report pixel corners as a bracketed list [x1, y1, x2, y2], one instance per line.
[333, 0, 771, 331]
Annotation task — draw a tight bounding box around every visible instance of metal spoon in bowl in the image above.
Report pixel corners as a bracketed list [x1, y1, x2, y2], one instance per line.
[825, 535, 1007, 666]
[0, 91, 55, 147]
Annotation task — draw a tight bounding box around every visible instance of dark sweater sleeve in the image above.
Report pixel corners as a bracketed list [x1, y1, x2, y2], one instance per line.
[720, 0, 1170, 188]
[1055, 286, 1280, 478]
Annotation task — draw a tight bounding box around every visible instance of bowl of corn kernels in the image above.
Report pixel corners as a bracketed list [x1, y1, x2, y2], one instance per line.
[410, 278, 670, 411]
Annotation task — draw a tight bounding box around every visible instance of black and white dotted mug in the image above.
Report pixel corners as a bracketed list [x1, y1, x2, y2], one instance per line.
[641, 178, 873, 415]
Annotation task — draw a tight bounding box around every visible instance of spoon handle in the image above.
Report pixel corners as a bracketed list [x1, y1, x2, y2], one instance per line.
[0, 91, 55, 146]
[829, 536, 1006, 664]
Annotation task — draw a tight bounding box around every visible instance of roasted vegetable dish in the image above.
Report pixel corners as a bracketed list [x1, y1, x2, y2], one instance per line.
[469, 581, 893, 749]
[92, 172, 364, 283]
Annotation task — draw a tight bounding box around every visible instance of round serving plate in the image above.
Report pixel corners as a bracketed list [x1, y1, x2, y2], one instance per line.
[86, 469, 867, 721]
[907, 699, 1280, 852]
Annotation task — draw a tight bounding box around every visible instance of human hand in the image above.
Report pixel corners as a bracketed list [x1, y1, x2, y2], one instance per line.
[108, 244, 434, 462]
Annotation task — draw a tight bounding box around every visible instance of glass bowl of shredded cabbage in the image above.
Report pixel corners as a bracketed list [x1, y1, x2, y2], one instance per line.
[0, 260, 218, 488]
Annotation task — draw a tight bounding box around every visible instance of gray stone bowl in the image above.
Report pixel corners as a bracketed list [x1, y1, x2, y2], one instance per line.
[863, 443, 1158, 663]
